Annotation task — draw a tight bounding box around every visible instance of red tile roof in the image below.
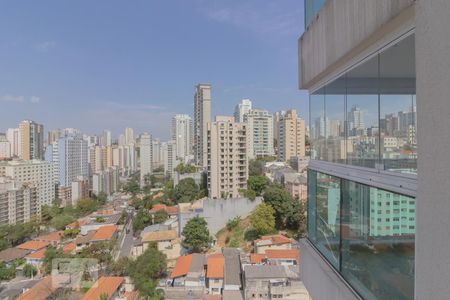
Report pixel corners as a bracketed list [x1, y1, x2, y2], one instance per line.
[36, 231, 64, 242]
[206, 254, 224, 278]
[81, 276, 124, 300]
[265, 249, 300, 261]
[91, 225, 117, 241]
[25, 248, 47, 260]
[170, 254, 193, 278]
[17, 276, 54, 300]
[123, 291, 139, 300]
[17, 240, 50, 251]
[256, 234, 292, 246]
[149, 204, 178, 215]
[250, 253, 266, 264]
[62, 242, 76, 253]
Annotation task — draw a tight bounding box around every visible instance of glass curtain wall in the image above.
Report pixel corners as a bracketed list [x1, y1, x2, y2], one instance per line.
[309, 33, 417, 174]
[308, 170, 415, 300]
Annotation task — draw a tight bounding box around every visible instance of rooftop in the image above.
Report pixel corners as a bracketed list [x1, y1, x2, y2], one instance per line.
[16, 276, 54, 300]
[81, 276, 124, 300]
[0, 247, 30, 263]
[17, 240, 50, 251]
[223, 248, 242, 286]
[206, 254, 224, 279]
[90, 225, 117, 241]
[75, 230, 96, 245]
[170, 254, 193, 278]
[250, 253, 266, 264]
[62, 242, 76, 253]
[244, 265, 300, 280]
[149, 203, 179, 215]
[85, 213, 121, 226]
[255, 234, 292, 246]
[25, 248, 47, 260]
[141, 230, 177, 243]
[266, 249, 300, 261]
[36, 231, 64, 242]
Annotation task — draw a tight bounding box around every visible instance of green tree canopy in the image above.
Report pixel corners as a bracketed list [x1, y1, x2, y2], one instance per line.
[175, 163, 197, 174]
[132, 209, 152, 233]
[153, 209, 168, 224]
[182, 217, 211, 252]
[173, 178, 199, 203]
[249, 159, 264, 176]
[250, 203, 276, 236]
[247, 175, 269, 196]
[23, 264, 37, 278]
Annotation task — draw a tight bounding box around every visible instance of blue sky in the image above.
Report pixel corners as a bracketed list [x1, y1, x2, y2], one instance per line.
[0, 0, 308, 140]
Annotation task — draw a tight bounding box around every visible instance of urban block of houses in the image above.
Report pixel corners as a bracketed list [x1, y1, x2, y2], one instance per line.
[80, 213, 121, 235]
[0, 247, 30, 267]
[17, 240, 50, 252]
[16, 276, 55, 300]
[35, 230, 64, 247]
[90, 225, 118, 243]
[132, 229, 180, 263]
[170, 253, 206, 287]
[254, 235, 293, 254]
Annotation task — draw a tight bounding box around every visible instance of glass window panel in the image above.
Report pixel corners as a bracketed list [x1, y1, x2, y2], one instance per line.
[380, 34, 417, 174]
[307, 169, 317, 241]
[346, 55, 380, 168]
[314, 172, 341, 268]
[325, 77, 347, 163]
[310, 87, 326, 160]
[341, 180, 415, 300]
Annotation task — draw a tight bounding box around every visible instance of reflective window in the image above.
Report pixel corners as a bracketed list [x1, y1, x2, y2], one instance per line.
[308, 33, 416, 174]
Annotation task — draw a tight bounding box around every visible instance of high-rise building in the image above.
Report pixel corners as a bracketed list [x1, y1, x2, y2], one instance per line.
[152, 139, 162, 168]
[172, 114, 192, 160]
[139, 133, 152, 187]
[0, 160, 54, 213]
[207, 116, 248, 199]
[47, 130, 60, 146]
[0, 135, 11, 159]
[6, 128, 20, 157]
[19, 120, 44, 160]
[0, 178, 38, 225]
[296, 1, 442, 299]
[71, 176, 89, 205]
[125, 127, 134, 145]
[277, 109, 306, 162]
[234, 99, 252, 123]
[101, 130, 112, 147]
[194, 83, 211, 168]
[45, 134, 89, 188]
[92, 166, 119, 196]
[163, 140, 178, 179]
[244, 109, 274, 159]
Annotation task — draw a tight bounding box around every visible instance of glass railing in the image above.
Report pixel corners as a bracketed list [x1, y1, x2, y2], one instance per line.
[308, 169, 415, 300]
[309, 33, 417, 174]
[305, 0, 327, 27]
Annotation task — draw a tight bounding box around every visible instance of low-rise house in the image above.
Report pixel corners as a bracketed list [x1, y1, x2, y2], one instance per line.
[133, 229, 180, 261]
[0, 247, 30, 266]
[149, 204, 179, 218]
[223, 248, 242, 291]
[62, 242, 76, 254]
[81, 276, 125, 300]
[35, 231, 64, 248]
[17, 276, 55, 300]
[243, 265, 309, 300]
[17, 240, 50, 252]
[265, 249, 299, 266]
[254, 235, 292, 254]
[65, 218, 87, 230]
[223, 290, 244, 300]
[80, 213, 121, 235]
[249, 253, 266, 265]
[25, 248, 47, 267]
[90, 225, 118, 243]
[170, 253, 206, 287]
[206, 254, 224, 295]
[75, 230, 96, 251]
[140, 223, 170, 237]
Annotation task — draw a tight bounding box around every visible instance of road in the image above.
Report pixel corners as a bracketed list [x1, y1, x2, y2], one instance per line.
[0, 278, 41, 299]
[116, 209, 135, 260]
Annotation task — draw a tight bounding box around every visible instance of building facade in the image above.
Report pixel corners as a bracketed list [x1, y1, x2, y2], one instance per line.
[19, 120, 44, 160]
[297, 1, 433, 299]
[277, 109, 306, 162]
[139, 133, 152, 187]
[163, 140, 178, 179]
[207, 116, 248, 199]
[234, 98, 252, 123]
[0, 178, 38, 225]
[92, 167, 119, 196]
[194, 83, 211, 168]
[245, 109, 274, 159]
[172, 114, 192, 160]
[6, 128, 21, 157]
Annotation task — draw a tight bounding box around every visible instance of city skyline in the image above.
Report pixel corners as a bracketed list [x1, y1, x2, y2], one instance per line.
[0, 0, 309, 139]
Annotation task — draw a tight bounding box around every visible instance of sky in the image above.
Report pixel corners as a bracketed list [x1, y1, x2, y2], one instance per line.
[0, 0, 308, 140]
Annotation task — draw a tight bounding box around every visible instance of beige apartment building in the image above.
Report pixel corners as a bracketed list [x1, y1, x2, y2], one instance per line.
[19, 120, 44, 160]
[245, 109, 275, 159]
[277, 110, 306, 162]
[207, 116, 248, 199]
[0, 178, 38, 225]
[194, 83, 211, 168]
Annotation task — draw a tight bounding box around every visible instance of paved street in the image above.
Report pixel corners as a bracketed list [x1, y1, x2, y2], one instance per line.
[117, 211, 134, 260]
[0, 278, 41, 299]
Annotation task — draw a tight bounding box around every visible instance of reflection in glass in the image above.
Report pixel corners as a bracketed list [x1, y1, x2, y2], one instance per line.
[380, 35, 417, 174]
[310, 88, 326, 160]
[325, 78, 346, 163]
[313, 172, 341, 268]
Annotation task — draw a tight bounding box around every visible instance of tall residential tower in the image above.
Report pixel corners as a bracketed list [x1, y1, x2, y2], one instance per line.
[194, 84, 211, 168]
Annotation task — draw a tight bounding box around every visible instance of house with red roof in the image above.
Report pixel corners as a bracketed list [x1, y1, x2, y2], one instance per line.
[17, 240, 50, 252]
[25, 248, 47, 267]
[17, 276, 55, 300]
[35, 231, 64, 247]
[254, 234, 293, 254]
[206, 254, 224, 295]
[265, 249, 300, 266]
[81, 276, 124, 300]
[170, 253, 206, 287]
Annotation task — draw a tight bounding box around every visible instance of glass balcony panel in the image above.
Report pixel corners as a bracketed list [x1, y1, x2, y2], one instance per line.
[380, 34, 417, 174]
[346, 55, 380, 168]
[310, 88, 326, 160]
[324, 77, 347, 164]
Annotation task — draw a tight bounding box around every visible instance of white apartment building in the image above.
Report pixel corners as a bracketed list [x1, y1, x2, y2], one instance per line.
[207, 116, 248, 199]
[163, 140, 178, 179]
[125, 127, 134, 145]
[112, 144, 137, 176]
[101, 130, 112, 147]
[278, 109, 306, 162]
[0, 135, 11, 159]
[6, 128, 21, 157]
[194, 84, 211, 168]
[0, 178, 38, 225]
[140, 132, 152, 187]
[234, 99, 252, 123]
[245, 109, 275, 159]
[0, 160, 55, 214]
[92, 166, 119, 196]
[172, 114, 192, 160]
[71, 176, 89, 205]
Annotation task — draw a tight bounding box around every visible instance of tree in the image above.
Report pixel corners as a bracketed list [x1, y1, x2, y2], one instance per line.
[175, 163, 197, 174]
[182, 217, 211, 252]
[123, 177, 140, 196]
[23, 264, 37, 278]
[153, 209, 168, 224]
[226, 217, 241, 231]
[96, 192, 108, 205]
[79, 241, 113, 266]
[173, 178, 199, 203]
[249, 159, 264, 176]
[263, 185, 294, 228]
[247, 175, 269, 195]
[250, 203, 276, 236]
[0, 262, 15, 280]
[239, 189, 256, 201]
[77, 198, 100, 215]
[128, 244, 166, 299]
[42, 246, 63, 274]
[51, 214, 75, 230]
[133, 209, 152, 233]
[110, 257, 130, 276]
